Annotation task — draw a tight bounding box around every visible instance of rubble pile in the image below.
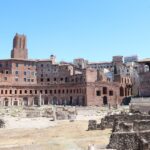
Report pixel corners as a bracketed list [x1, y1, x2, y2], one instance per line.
[42, 108, 53, 118]
[55, 107, 77, 120]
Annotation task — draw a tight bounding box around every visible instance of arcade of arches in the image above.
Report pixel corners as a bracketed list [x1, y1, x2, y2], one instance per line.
[120, 86, 132, 97]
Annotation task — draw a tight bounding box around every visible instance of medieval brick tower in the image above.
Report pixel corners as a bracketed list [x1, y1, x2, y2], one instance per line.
[11, 33, 28, 59]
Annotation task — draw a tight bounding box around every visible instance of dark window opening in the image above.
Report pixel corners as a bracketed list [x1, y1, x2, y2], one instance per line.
[25, 90, 27, 94]
[20, 90, 22, 94]
[50, 90, 52, 94]
[54, 90, 56, 94]
[103, 87, 107, 94]
[15, 90, 17, 94]
[96, 90, 101, 96]
[109, 90, 113, 96]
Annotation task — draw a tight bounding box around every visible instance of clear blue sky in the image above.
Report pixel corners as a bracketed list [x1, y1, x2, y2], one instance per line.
[0, 0, 150, 62]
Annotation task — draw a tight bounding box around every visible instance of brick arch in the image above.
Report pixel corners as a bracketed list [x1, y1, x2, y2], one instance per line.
[23, 97, 28, 106]
[4, 98, 9, 106]
[120, 87, 124, 96]
[43, 96, 48, 105]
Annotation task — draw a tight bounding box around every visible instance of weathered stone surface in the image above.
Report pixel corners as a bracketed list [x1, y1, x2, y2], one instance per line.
[100, 114, 150, 130]
[133, 120, 150, 131]
[107, 113, 150, 150]
[42, 108, 53, 118]
[88, 120, 97, 130]
[107, 132, 139, 150]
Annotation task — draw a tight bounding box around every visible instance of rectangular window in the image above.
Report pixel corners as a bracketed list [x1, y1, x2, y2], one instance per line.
[5, 90, 7, 94]
[10, 90, 12, 94]
[50, 90, 52, 94]
[109, 90, 113, 96]
[103, 87, 107, 94]
[15, 90, 17, 94]
[96, 90, 101, 96]
[24, 71, 26, 75]
[25, 90, 27, 94]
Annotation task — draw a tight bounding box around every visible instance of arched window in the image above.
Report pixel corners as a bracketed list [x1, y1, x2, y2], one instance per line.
[120, 87, 124, 96]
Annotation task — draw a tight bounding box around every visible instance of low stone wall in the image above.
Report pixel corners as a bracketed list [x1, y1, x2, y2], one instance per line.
[130, 97, 150, 114]
[88, 120, 97, 130]
[25, 109, 41, 117]
[24, 106, 77, 120]
[133, 120, 150, 131]
[100, 114, 150, 130]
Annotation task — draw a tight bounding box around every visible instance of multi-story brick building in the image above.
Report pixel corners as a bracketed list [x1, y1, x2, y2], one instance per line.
[137, 58, 150, 97]
[0, 34, 132, 107]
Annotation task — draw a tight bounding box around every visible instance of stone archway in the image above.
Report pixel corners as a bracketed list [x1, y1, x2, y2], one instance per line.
[4, 98, 9, 106]
[120, 87, 124, 96]
[23, 97, 28, 106]
[69, 96, 73, 105]
[34, 97, 39, 106]
[44, 97, 48, 105]
[62, 98, 67, 105]
[103, 96, 108, 105]
[13, 101, 18, 106]
[53, 97, 57, 105]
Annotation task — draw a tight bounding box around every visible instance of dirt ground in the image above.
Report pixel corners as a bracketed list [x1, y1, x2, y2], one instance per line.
[0, 106, 129, 150]
[0, 120, 111, 150]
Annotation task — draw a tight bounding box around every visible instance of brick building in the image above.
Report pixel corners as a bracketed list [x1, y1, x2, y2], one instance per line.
[137, 58, 150, 97]
[0, 34, 132, 107]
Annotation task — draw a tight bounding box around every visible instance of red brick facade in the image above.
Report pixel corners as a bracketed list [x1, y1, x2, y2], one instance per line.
[0, 34, 132, 107]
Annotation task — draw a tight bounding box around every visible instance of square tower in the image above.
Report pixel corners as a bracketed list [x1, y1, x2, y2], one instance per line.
[11, 33, 28, 59]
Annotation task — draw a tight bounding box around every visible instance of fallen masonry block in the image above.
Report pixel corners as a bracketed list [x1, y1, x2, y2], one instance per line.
[88, 120, 97, 130]
[0, 119, 5, 128]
